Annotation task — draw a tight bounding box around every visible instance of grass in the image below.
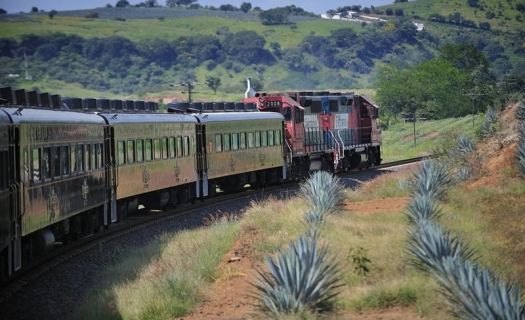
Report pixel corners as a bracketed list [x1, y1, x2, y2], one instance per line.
[74, 221, 241, 320]
[439, 174, 525, 286]
[381, 114, 483, 162]
[74, 128, 524, 318]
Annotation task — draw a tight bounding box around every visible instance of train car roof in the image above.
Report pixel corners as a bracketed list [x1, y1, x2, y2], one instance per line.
[194, 112, 283, 123]
[99, 112, 198, 124]
[0, 107, 106, 125]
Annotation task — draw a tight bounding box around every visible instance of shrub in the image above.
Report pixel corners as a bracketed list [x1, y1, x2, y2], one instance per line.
[253, 232, 342, 315]
[300, 171, 345, 216]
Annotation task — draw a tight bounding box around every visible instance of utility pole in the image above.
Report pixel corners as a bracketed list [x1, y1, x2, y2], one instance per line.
[170, 82, 197, 103]
[462, 90, 485, 127]
[180, 81, 194, 103]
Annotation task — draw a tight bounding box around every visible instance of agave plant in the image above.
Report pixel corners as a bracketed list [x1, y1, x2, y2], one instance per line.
[253, 232, 342, 315]
[517, 102, 525, 121]
[409, 160, 451, 200]
[432, 257, 525, 320]
[518, 136, 525, 177]
[304, 209, 326, 227]
[455, 135, 475, 157]
[405, 194, 441, 224]
[455, 166, 471, 182]
[407, 219, 475, 273]
[300, 171, 345, 216]
[479, 108, 498, 138]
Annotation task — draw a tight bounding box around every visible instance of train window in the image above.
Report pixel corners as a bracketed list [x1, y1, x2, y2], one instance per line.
[98, 143, 104, 169]
[32, 148, 41, 181]
[70, 145, 76, 174]
[329, 99, 339, 112]
[53, 146, 61, 178]
[127, 140, 135, 164]
[311, 100, 322, 113]
[169, 137, 175, 158]
[90, 144, 96, 170]
[76, 144, 84, 172]
[255, 131, 261, 148]
[223, 134, 230, 151]
[247, 132, 254, 148]
[94, 144, 99, 169]
[145, 139, 153, 161]
[117, 141, 126, 165]
[240, 132, 246, 149]
[268, 131, 274, 146]
[176, 137, 182, 157]
[136, 140, 144, 163]
[215, 134, 222, 152]
[85, 144, 92, 171]
[62, 146, 70, 175]
[162, 137, 169, 159]
[231, 133, 239, 151]
[154, 139, 161, 160]
[261, 131, 268, 147]
[42, 147, 51, 179]
[95, 144, 102, 169]
[275, 130, 281, 145]
[183, 136, 190, 156]
[295, 108, 304, 123]
[283, 108, 292, 121]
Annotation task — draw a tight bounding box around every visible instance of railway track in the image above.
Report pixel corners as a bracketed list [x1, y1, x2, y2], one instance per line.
[0, 156, 425, 309]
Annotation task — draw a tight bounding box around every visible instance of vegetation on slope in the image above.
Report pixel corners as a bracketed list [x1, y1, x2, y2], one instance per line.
[0, 1, 522, 98]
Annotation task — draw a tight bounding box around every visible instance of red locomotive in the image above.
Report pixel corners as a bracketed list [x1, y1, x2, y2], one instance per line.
[243, 91, 381, 177]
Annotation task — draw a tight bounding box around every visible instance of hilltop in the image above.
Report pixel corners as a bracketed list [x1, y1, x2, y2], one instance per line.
[0, 1, 523, 99]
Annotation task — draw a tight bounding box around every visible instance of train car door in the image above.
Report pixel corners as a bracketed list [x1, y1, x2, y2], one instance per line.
[9, 124, 21, 272]
[195, 123, 208, 197]
[104, 125, 117, 223]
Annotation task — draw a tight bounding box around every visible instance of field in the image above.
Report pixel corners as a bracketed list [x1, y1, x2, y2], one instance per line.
[72, 105, 525, 319]
[381, 114, 483, 162]
[0, 14, 363, 49]
[378, 0, 525, 32]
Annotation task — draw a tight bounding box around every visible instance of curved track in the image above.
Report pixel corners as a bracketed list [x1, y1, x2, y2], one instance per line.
[0, 157, 424, 318]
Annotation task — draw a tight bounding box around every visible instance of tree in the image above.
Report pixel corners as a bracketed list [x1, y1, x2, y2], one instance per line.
[205, 76, 221, 94]
[394, 8, 404, 16]
[219, 4, 237, 11]
[385, 8, 393, 16]
[48, 10, 57, 19]
[240, 2, 252, 13]
[468, 0, 480, 8]
[144, 0, 157, 7]
[479, 22, 491, 30]
[166, 0, 196, 6]
[31, 6, 38, 13]
[115, 0, 130, 7]
[0, 8, 6, 14]
[259, 8, 290, 25]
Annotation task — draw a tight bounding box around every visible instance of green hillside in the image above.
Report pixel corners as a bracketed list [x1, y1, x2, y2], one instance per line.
[0, 15, 363, 49]
[378, 0, 525, 33]
[0, 1, 523, 101]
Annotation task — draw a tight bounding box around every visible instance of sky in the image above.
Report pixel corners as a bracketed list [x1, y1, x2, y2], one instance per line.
[0, 0, 393, 14]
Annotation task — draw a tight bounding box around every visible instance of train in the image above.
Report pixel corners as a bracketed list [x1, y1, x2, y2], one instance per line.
[0, 86, 380, 280]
